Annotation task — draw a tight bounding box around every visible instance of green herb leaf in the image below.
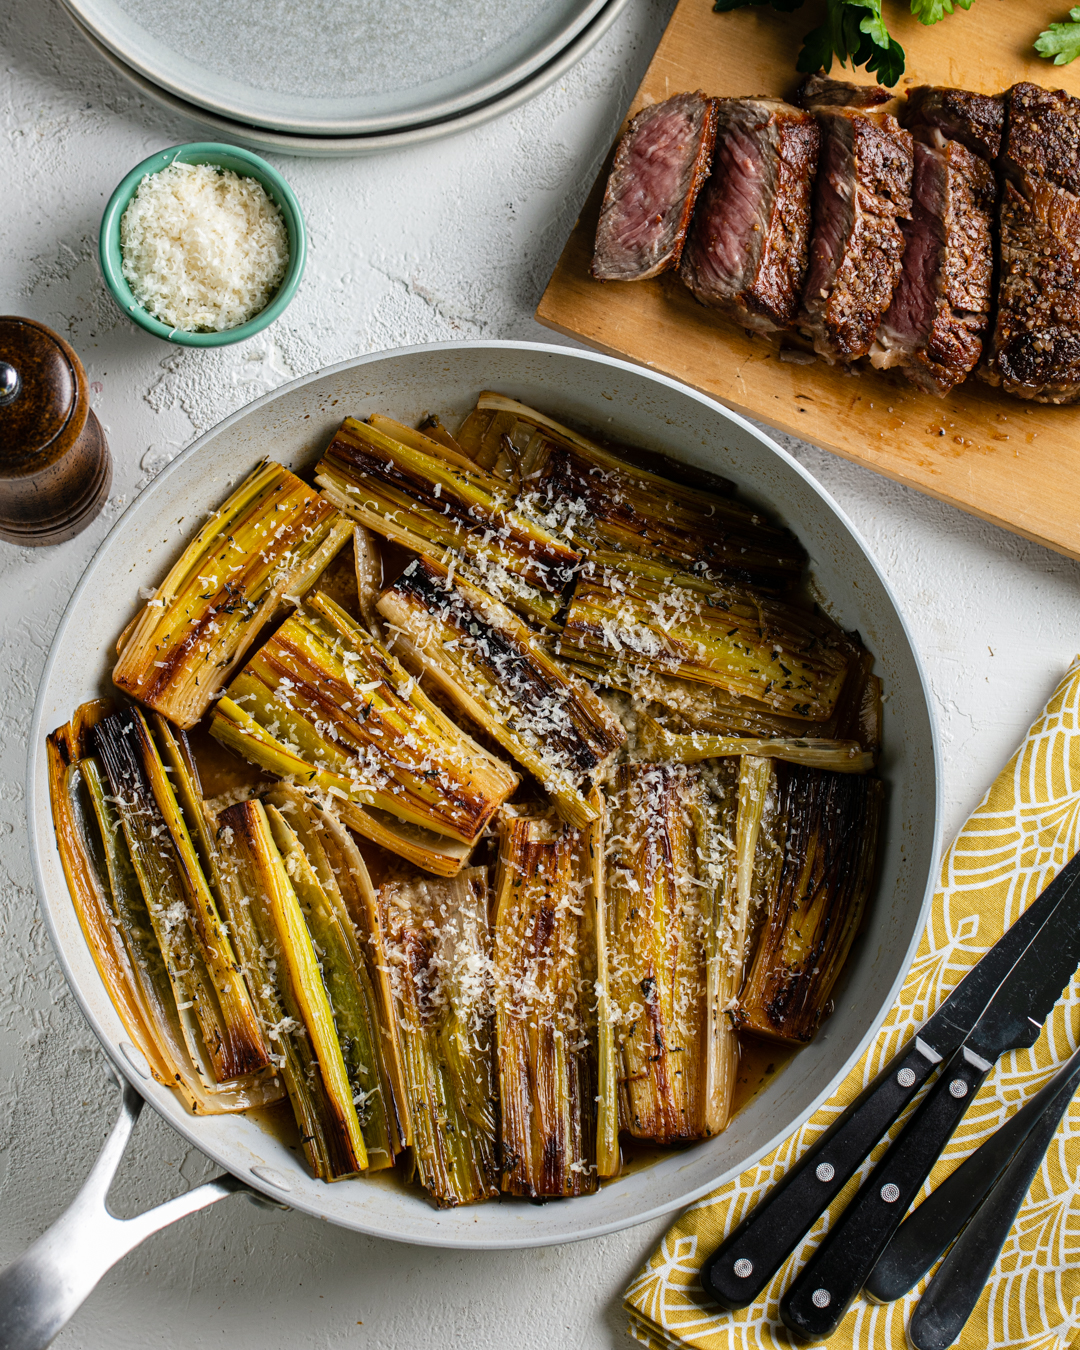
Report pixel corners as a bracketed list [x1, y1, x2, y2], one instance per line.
[910, 0, 973, 26]
[794, 0, 905, 85]
[1035, 7, 1080, 64]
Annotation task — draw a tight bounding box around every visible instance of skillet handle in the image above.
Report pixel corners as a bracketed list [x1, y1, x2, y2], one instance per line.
[0, 1077, 265, 1350]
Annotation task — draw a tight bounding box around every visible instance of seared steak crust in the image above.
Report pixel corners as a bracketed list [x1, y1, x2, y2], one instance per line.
[984, 82, 1080, 403]
[801, 108, 913, 363]
[592, 92, 718, 282]
[796, 76, 891, 111]
[872, 139, 995, 396]
[903, 86, 1003, 163]
[679, 98, 819, 332]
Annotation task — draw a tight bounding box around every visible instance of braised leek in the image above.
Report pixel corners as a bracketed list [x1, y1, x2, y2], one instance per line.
[458, 392, 804, 589]
[606, 762, 739, 1142]
[637, 712, 875, 772]
[735, 765, 883, 1045]
[381, 868, 499, 1206]
[114, 459, 351, 728]
[493, 814, 600, 1197]
[265, 786, 404, 1167]
[218, 798, 368, 1178]
[210, 590, 517, 875]
[47, 700, 282, 1114]
[560, 567, 851, 722]
[92, 705, 271, 1084]
[315, 417, 580, 629]
[376, 557, 624, 828]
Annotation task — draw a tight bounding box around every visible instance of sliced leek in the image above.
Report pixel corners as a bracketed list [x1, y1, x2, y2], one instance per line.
[493, 814, 600, 1197]
[47, 700, 282, 1114]
[735, 765, 883, 1045]
[636, 713, 874, 772]
[315, 417, 580, 629]
[114, 459, 351, 728]
[92, 705, 271, 1084]
[560, 567, 850, 722]
[377, 557, 624, 829]
[218, 798, 368, 1178]
[606, 762, 739, 1143]
[461, 392, 804, 589]
[209, 590, 517, 875]
[381, 868, 499, 1207]
[265, 788, 402, 1168]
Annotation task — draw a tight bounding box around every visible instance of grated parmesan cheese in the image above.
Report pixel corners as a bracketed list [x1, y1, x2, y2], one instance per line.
[120, 161, 289, 333]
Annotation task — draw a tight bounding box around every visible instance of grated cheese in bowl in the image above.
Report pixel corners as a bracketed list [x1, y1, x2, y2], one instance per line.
[119, 161, 290, 333]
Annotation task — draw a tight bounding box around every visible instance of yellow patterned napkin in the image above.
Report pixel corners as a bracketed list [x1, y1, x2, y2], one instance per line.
[626, 659, 1080, 1350]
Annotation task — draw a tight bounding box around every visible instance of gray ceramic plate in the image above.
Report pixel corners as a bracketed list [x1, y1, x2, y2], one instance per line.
[27, 341, 941, 1248]
[66, 0, 629, 157]
[61, 0, 610, 135]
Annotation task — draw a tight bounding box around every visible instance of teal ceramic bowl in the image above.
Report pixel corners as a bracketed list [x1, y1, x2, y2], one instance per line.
[98, 142, 306, 347]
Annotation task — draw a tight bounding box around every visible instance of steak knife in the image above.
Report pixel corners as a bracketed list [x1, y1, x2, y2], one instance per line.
[865, 1040, 1080, 1304]
[700, 849, 1080, 1312]
[779, 871, 1080, 1340]
[907, 1050, 1080, 1350]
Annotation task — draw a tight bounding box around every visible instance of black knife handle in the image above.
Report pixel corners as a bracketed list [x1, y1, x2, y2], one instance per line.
[780, 1047, 989, 1340]
[700, 1037, 938, 1310]
[909, 1070, 1080, 1350]
[866, 1044, 1080, 1304]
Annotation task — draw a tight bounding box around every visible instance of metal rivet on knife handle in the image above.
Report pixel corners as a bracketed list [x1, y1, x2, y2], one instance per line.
[733, 1259, 753, 1278]
[897, 1067, 916, 1087]
[880, 1183, 901, 1203]
[812, 1289, 831, 1309]
[698, 1038, 940, 1312]
[949, 1079, 969, 1098]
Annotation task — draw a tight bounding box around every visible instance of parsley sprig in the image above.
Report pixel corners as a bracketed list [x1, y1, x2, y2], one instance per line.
[712, 0, 973, 85]
[1036, 8, 1080, 65]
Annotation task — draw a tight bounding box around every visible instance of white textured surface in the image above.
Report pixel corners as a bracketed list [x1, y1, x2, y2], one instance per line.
[3, 2, 1080, 1345]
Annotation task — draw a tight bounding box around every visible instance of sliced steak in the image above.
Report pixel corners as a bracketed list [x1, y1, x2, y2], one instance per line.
[796, 75, 891, 111]
[903, 86, 1003, 164]
[871, 139, 995, 395]
[983, 82, 1080, 403]
[679, 98, 819, 332]
[592, 92, 718, 282]
[800, 108, 913, 363]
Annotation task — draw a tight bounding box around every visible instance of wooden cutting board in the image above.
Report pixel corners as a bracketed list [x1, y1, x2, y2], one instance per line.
[536, 0, 1080, 560]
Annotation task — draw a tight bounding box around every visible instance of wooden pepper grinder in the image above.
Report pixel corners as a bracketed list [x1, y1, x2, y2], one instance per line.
[0, 317, 112, 546]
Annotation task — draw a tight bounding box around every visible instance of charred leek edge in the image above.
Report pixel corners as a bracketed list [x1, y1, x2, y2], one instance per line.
[209, 589, 517, 864]
[265, 785, 401, 1167]
[314, 417, 579, 629]
[736, 768, 883, 1046]
[585, 787, 618, 1178]
[92, 706, 271, 1083]
[636, 713, 875, 772]
[113, 458, 352, 729]
[309, 800, 413, 1149]
[606, 763, 726, 1144]
[493, 815, 599, 1198]
[222, 798, 368, 1174]
[417, 413, 467, 460]
[376, 556, 624, 830]
[381, 868, 499, 1207]
[467, 393, 803, 585]
[216, 802, 356, 1179]
[559, 569, 849, 722]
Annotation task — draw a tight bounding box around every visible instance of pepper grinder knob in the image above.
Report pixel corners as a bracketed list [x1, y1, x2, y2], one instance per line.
[0, 317, 112, 547]
[0, 361, 20, 406]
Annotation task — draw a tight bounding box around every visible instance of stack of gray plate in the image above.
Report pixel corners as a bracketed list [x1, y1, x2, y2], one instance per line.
[62, 0, 630, 156]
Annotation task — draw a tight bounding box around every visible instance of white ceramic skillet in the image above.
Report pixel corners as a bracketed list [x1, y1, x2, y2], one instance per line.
[14, 342, 941, 1344]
